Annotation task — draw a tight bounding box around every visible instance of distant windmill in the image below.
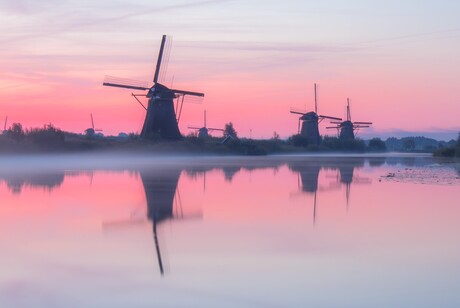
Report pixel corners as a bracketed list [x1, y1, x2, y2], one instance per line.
[103, 35, 204, 140]
[326, 98, 372, 140]
[290, 83, 341, 145]
[2, 116, 8, 135]
[188, 110, 224, 138]
[85, 114, 103, 137]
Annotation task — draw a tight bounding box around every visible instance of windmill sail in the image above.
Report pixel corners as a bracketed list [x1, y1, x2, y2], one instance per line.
[103, 35, 205, 140]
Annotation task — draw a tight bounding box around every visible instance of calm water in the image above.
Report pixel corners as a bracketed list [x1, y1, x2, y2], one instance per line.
[0, 153, 459, 307]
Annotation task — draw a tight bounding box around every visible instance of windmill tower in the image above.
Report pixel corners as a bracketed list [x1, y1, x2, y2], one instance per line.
[188, 110, 224, 138]
[327, 98, 372, 140]
[85, 114, 103, 137]
[103, 35, 204, 140]
[290, 84, 341, 145]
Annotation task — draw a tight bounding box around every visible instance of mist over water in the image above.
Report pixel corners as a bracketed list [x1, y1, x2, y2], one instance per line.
[0, 153, 459, 307]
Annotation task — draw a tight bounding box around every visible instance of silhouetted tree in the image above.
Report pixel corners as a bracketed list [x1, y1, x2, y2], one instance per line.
[368, 138, 386, 152]
[224, 122, 237, 138]
[403, 138, 416, 152]
[9, 123, 25, 141]
[272, 131, 280, 141]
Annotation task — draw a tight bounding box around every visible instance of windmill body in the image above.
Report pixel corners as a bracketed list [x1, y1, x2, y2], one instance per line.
[339, 120, 355, 140]
[291, 84, 341, 145]
[142, 84, 182, 139]
[299, 112, 321, 145]
[103, 35, 204, 140]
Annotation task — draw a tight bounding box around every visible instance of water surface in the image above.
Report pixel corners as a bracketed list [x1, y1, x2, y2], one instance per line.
[1, 154, 459, 307]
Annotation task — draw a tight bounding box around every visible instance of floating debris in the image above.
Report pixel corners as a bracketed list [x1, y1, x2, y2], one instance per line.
[380, 165, 460, 185]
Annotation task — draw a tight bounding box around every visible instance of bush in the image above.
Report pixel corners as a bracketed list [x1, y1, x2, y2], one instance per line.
[27, 124, 65, 147]
[288, 134, 309, 147]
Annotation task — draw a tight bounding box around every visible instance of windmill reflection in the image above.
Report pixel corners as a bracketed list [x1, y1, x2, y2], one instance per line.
[289, 160, 328, 224]
[288, 157, 373, 224]
[103, 167, 192, 276]
[140, 168, 182, 275]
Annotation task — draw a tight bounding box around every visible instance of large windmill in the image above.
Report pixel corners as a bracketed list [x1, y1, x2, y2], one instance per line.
[188, 110, 224, 138]
[327, 98, 372, 140]
[103, 35, 204, 140]
[290, 83, 341, 145]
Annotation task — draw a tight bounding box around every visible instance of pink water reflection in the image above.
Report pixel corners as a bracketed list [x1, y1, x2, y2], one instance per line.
[0, 155, 459, 307]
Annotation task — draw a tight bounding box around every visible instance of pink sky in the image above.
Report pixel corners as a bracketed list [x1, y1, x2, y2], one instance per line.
[1, 0, 460, 139]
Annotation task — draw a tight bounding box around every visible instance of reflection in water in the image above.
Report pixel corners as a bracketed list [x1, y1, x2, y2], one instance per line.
[0, 172, 65, 194]
[2, 154, 460, 307]
[288, 157, 371, 223]
[141, 169, 182, 275]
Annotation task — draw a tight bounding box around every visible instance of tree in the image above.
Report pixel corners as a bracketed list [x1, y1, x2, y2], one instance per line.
[272, 131, 280, 141]
[9, 123, 25, 141]
[224, 122, 237, 138]
[368, 138, 386, 152]
[403, 138, 416, 152]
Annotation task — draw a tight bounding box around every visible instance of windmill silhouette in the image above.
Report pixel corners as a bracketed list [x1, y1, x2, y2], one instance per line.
[188, 110, 224, 138]
[2, 116, 8, 135]
[103, 35, 204, 140]
[85, 114, 103, 137]
[326, 98, 372, 140]
[290, 83, 341, 145]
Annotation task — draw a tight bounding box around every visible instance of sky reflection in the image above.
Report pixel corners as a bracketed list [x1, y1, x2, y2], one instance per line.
[0, 154, 459, 307]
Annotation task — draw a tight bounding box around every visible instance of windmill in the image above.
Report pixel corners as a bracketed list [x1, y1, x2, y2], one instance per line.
[290, 83, 341, 145]
[103, 35, 204, 140]
[85, 114, 103, 137]
[2, 116, 8, 135]
[326, 98, 372, 140]
[188, 110, 224, 138]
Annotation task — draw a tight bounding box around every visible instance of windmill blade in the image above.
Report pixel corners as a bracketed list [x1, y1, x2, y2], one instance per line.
[158, 36, 172, 84]
[188, 126, 201, 130]
[208, 128, 225, 132]
[329, 121, 342, 124]
[354, 125, 370, 128]
[346, 98, 351, 121]
[170, 88, 204, 97]
[354, 121, 373, 125]
[3, 116, 8, 131]
[103, 76, 149, 91]
[314, 83, 318, 114]
[319, 115, 342, 120]
[153, 35, 168, 83]
[326, 126, 340, 129]
[91, 114, 95, 130]
[290, 107, 306, 115]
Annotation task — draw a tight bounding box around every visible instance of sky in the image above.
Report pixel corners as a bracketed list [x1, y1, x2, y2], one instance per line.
[1, 0, 460, 140]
